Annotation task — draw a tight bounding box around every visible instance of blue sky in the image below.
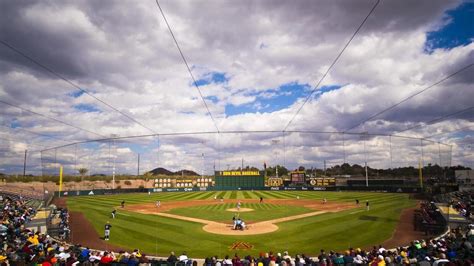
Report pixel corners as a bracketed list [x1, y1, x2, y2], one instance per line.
[195, 72, 227, 86]
[425, 2, 474, 53]
[225, 83, 342, 116]
[197, 71, 343, 116]
[73, 103, 101, 113]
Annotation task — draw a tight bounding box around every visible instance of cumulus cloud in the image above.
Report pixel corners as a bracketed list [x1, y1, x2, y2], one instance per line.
[0, 0, 472, 174]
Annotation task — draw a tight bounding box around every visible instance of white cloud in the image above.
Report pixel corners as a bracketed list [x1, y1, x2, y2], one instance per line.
[0, 0, 472, 174]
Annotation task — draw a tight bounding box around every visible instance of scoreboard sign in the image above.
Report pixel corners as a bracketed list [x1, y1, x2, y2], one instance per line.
[218, 171, 260, 176]
[308, 178, 336, 187]
[215, 170, 264, 188]
[290, 171, 306, 184]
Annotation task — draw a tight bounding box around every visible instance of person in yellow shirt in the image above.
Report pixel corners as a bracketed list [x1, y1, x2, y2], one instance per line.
[369, 255, 385, 266]
[27, 233, 39, 246]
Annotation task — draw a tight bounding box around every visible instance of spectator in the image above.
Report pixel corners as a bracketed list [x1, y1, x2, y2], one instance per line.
[179, 251, 189, 263]
[168, 251, 178, 264]
[222, 255, 232, 265]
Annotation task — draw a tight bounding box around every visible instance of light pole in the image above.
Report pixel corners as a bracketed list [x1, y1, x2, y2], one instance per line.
[272, 139, 280, 178]
[361, 132, 369, 187]
[202, 153, 205, 177]
[111, 135, 117, 190]
[201, 140, 206, 177]
[137, 153, 140, 177]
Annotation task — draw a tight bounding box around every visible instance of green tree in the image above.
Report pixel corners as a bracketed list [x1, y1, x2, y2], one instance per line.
[78, 168, 88, 188]
[78, 168, 88, 177]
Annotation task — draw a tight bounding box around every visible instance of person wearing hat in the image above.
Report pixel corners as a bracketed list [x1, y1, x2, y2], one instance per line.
[104, 221, 112, 241]
[414, 240, 422, 249]
[167, 251, 177, 264]
[275, 253, 282, 264]
[133, 249, 142, 258]
[343, 251, 354, 264]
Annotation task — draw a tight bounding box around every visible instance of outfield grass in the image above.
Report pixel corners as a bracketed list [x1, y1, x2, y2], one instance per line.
[66, 191, 415, 258]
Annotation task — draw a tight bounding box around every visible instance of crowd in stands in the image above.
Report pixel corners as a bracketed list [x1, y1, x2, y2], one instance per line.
[55, 208, 70, 240]
[414, 202, 446, 235]
[450, 192, 473, 219]
[0, 196, 37, 264]
[206, 227, 473, 265]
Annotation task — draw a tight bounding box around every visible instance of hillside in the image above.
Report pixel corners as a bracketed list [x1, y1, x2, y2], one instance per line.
[147, 167, 199, 176]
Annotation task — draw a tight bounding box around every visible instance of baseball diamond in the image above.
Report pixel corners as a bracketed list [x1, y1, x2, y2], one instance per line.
[62, 190, 420, 257]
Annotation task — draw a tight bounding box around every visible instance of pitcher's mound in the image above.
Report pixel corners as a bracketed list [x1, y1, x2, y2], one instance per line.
[226, 208, 254, 212]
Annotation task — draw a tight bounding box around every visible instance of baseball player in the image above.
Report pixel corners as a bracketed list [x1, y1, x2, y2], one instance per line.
[323, 198, 327, 204]
[121, 200, 125, 208]
[111, 209, 116, 219]
[366, 200, 370, 211]
[104, 221, 112, 240]
[156, 200, 161, 207]
[236, 201, 241, 211]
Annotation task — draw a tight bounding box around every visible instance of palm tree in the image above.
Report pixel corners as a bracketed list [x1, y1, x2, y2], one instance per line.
[78, 168, 88, 189]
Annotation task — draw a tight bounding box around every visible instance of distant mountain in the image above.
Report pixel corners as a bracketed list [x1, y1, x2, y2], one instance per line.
[148, 167, 174, 176]
[175, 169, 199, 176]
[147, 167, 199, 176]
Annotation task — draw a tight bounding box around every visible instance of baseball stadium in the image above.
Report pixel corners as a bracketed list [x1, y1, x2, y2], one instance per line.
[1, 0, 474, 265]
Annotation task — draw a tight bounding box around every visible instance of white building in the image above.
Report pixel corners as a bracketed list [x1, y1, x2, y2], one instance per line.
[455, 170, 474, 191]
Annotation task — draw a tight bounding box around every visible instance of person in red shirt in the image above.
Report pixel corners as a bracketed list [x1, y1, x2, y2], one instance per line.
[100, 251, 115, 264]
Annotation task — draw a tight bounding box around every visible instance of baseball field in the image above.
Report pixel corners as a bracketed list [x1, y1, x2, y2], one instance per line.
[64, 191, 417, 257]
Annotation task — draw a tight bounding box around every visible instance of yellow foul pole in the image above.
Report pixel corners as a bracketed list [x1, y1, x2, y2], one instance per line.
[59, 165, 63, 196]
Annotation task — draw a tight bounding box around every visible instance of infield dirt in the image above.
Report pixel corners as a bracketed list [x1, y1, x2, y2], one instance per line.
[125, 199, 356, 235]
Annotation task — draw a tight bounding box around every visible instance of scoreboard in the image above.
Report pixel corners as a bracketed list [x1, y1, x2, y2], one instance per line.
[215, 171, 264, 188]
[290, 171, 306, 184]
[308, 178, 336, 187]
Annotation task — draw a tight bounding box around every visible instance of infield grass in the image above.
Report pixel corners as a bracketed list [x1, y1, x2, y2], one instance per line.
[66, 191, 415, 258]
[167, 202, 312, 222]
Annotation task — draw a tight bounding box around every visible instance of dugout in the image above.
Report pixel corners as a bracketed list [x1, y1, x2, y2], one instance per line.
[214, 170, 264, 188]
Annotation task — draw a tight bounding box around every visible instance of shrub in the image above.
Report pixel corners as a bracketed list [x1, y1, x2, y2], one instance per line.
[124, 180, 132, 185]
[138, 185, 144, 189]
